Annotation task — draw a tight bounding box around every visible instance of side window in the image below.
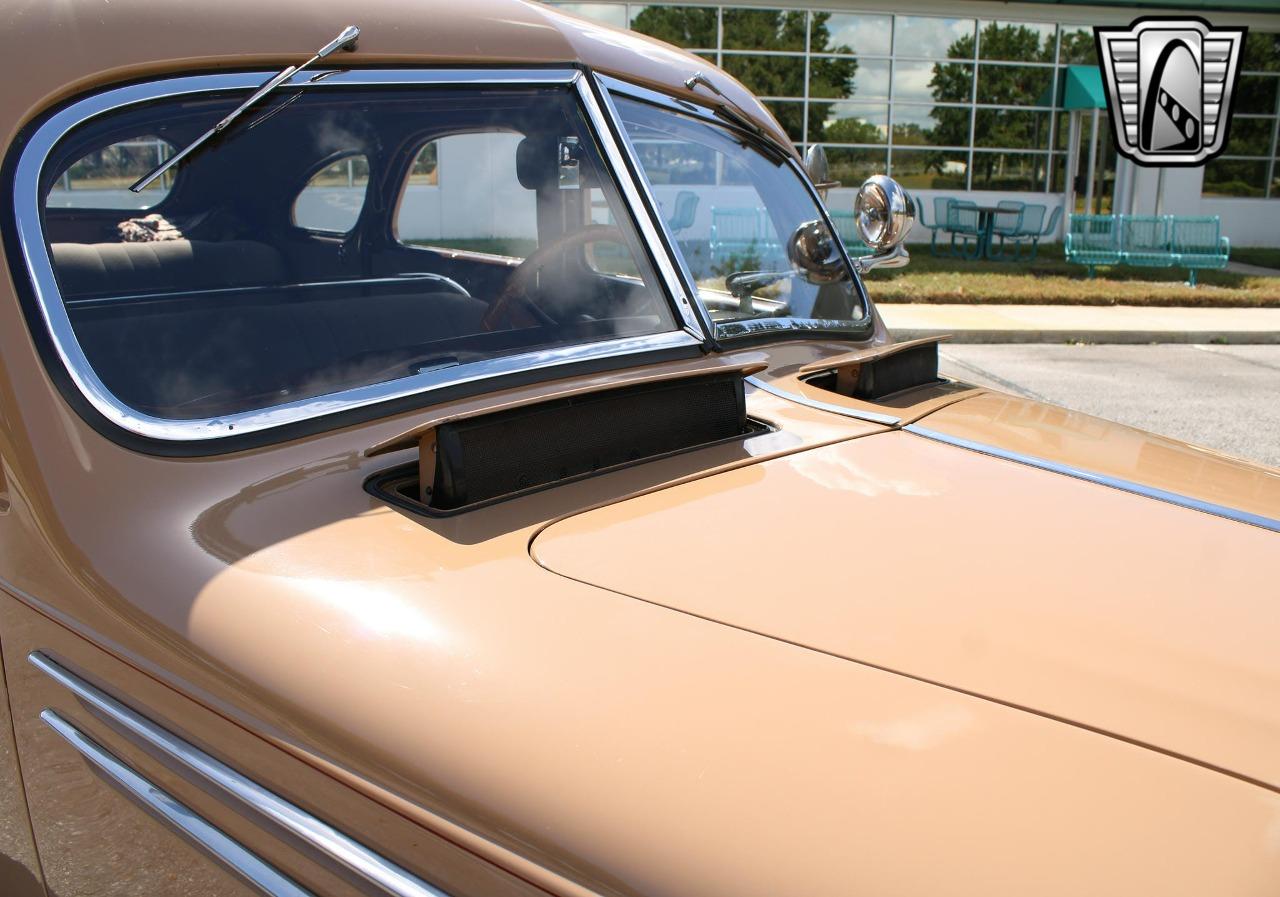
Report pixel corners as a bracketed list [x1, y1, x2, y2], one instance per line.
[46, 136, 174, 210]
[395, 132, 537, 259]
[293, 154, 370, 234]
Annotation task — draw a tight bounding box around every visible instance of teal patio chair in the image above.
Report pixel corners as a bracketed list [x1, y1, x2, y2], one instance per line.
[1065, 214, 1121, 277]
[990, 200, 1025, 260]
[1171, 216, 1230, 286]
[916, 196, 959, 257]
[947, 200, 982, 260]
[666, 190, 699, 235]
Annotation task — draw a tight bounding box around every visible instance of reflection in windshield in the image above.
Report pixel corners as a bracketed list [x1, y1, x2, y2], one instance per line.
[615, 97, 867, 337]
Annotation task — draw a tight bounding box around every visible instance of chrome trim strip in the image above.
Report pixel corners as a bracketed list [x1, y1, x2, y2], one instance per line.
[587, 74, 714, 339]
[39, 709, 314, 897]
[745, 375, 901, 426]
[13, 68, 696, 443]
[903, 425, 1280, 534]
[30, 653, 452, 897]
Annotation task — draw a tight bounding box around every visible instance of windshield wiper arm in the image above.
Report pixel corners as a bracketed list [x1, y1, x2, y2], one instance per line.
[130, 25, 360, 193]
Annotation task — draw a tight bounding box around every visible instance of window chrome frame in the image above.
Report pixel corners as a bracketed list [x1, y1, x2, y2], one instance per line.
[595, 74, 877, 345]
[12, 67, 707, 444]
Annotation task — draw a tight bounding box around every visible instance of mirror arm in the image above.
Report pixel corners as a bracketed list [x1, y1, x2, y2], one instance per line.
[852, 244, 910, 275]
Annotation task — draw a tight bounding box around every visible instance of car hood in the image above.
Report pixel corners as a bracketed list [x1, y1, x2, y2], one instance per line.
[532, 427, 1280, 791]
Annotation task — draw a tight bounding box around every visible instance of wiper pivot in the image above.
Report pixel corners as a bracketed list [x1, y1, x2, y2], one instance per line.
[130, 25, 360, 193]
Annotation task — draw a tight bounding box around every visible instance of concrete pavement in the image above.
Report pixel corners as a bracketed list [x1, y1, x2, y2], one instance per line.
[880, 303, 1280, 344]
[941, 344, 1280, 468]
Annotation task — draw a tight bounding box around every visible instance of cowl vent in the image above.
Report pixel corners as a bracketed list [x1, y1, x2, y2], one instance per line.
[367, 363, 765, 515]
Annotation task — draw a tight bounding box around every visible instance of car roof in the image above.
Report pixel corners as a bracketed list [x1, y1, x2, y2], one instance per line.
[0, 0, 792, 156]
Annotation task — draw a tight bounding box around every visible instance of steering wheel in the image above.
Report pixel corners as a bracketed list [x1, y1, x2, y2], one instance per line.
[481, 224, 626, 332]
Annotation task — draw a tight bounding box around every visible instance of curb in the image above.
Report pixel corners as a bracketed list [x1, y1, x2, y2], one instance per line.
[890, 327, 1280, 345]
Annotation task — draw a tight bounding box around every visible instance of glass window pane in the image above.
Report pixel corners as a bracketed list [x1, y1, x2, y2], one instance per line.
[42, 85, 678, 422]
[629, 138, 717, 185]
[763, 100, 804, 143]
[810, 57, 889, 100]
[895, 60, 972, 103]
[976, 64, 1054, 106]
[48, 136, 174, 210]
[722, 8, 806, 52]
[1236, 76, 1279, 116]
[825, 147, 888, 186]
[970, 152, 1048, 191]
[894, 16, 975, 60]
[1225, 118, 1277, 157]
[615, 98, 869, 332]
[294, 155, 370, 233]
[1049, 152, 1068, 192]
[1203, 159, 1269, 197]
[811, 12, 892, 56]
[629, 6, 717, 50]
[1243, 32, 1280, 73]
[721, 54, 805, 98]
[809, 102, 889, 144]
[978, 21, 1055, 62]
[890, 148, 967, 189]
[893, 104, 971, 148]
[1054, 112, 1071, 150]
[974, 109, 1052, 150]
[552, 2, 627, 28]
[1058, 27, 1097, 65]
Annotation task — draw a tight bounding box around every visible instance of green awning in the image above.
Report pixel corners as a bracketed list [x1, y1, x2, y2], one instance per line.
[1063, 65, 1106, 110]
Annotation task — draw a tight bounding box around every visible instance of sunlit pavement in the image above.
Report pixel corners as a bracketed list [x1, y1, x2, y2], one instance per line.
[941, 344, 1280, 468]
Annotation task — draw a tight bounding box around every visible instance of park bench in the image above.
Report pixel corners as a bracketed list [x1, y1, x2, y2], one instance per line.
[1065, 214, 1230, 285]
[709, 206, 783, 268]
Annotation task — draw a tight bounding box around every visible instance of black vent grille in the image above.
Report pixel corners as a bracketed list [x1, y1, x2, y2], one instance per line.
[429, 372, 748, 510]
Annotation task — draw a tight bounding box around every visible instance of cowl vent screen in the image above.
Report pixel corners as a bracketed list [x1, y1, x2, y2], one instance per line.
[426, 373, 748, 511]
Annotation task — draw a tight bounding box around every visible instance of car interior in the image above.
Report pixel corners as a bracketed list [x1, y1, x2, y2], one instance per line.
[40, 86, 675, 420]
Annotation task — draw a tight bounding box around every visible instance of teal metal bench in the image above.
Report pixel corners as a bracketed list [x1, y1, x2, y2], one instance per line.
[709, 206, 783, 268]
[1171, 216, 1230, 286]
[1064, 214, 1121, 276]
[1064, 214, 1230, 285]
[828, 210, 874, 258]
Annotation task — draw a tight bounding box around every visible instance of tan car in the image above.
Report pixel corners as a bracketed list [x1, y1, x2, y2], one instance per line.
[0, 1, 1278, 895]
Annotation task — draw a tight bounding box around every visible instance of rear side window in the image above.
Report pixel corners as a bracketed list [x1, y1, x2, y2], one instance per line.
[32, 82, 679, 432]
[293, 154, 370, 233]
[46, 136, 174, 210]
[396, 133, 537, 258]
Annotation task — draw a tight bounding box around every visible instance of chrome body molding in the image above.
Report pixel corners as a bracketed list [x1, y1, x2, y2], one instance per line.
[39, 708, 315, 897]
[29, 652, 454, 897]
[12, 68, 705, 443]
[744, 375, 901, 426]
[904, 424, 1280, 534]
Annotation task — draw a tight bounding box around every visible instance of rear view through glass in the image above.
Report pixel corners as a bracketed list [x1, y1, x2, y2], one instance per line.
[40, 84, 677, 421]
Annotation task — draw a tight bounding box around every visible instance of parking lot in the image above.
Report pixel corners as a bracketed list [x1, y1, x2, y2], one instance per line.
[940, 344, 1280, 468]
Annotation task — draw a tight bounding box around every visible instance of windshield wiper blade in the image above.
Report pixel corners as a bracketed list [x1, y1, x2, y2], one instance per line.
[129, 25, 360, 193]
[684, 72, 792, 162]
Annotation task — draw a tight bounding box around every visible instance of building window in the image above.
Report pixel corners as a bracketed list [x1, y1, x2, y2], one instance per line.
[547, 2, 1278, 196]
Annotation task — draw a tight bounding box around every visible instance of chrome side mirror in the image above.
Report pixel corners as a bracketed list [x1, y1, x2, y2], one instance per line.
[851, 175, 914, 274]
[804, 145, 840, 202]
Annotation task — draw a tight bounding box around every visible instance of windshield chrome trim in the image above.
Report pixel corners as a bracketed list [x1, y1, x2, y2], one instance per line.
[596, 75, 876, 344]
[40, 709, 316, 897]
[589, 74, 714, 340]
[31, 652, 453, 897]
[904, 425, 1280, 534]
[14, 68, 700, 443]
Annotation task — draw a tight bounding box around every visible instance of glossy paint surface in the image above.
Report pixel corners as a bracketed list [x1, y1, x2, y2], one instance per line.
[917, 390, 1280, 522]
[533, 429, 1280, 792]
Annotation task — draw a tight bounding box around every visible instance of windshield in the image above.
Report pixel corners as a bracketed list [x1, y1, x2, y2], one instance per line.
[613, 96, 868, 339]
[38, 83, 679, 423]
